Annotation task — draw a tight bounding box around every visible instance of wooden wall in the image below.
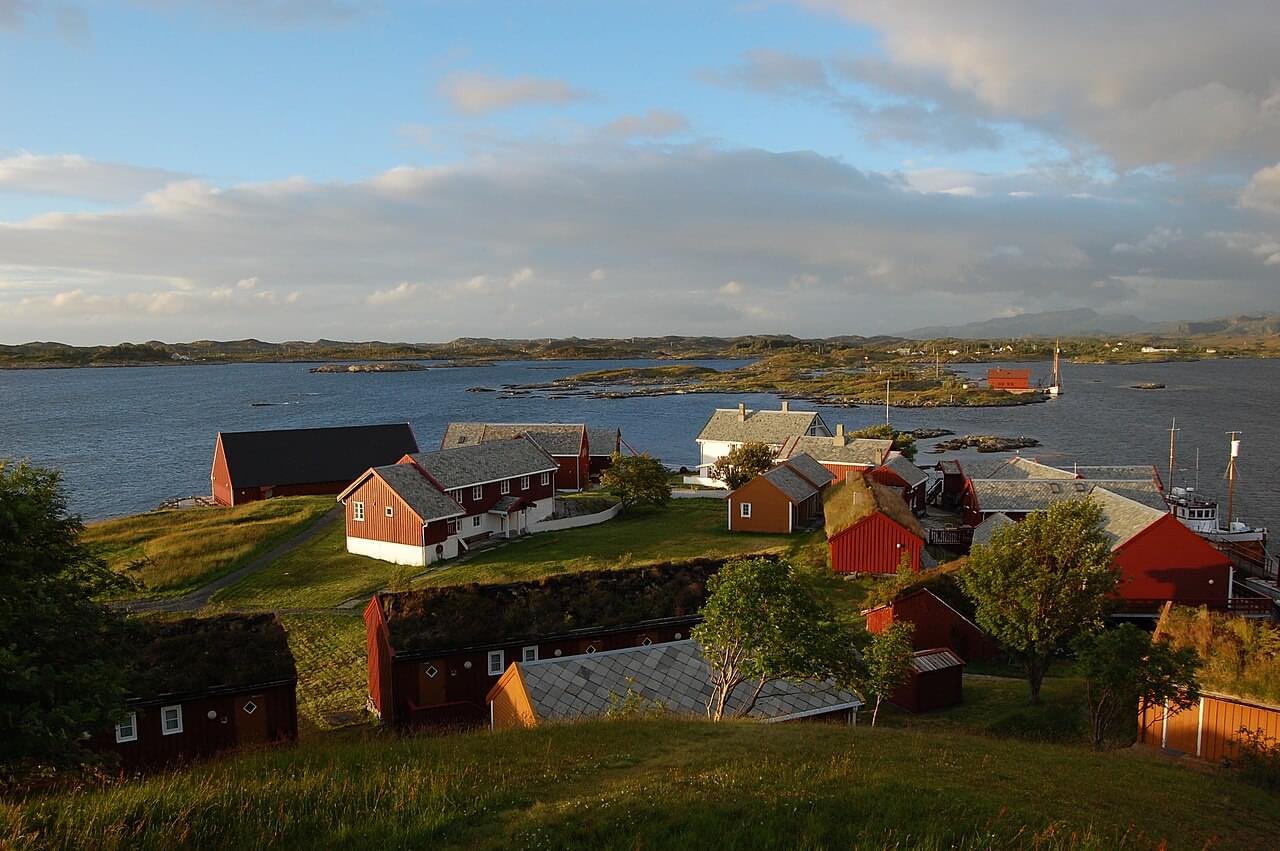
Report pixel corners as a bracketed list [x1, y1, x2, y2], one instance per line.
[866, 591, 999, 662]
[1139, 693, 1280, 763]
[727, 477, 793, 534]
[829, 512, 922, 575]
[345, 474, 425, 546]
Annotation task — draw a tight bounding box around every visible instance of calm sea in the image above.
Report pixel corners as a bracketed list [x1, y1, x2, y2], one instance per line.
[2, 357, 1278, 527]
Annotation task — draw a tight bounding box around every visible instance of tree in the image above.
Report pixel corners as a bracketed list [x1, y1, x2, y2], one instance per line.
[849, 424, 918, 462]
[0, 461, 132, 780]
[709, 442, 776, 490]
[600, 452, 670, 512]
[694, 557, 858, 721]
[957, 498, 1117, 704]
[862, 622, 916, 727]
[1076, 624, 1200, 750]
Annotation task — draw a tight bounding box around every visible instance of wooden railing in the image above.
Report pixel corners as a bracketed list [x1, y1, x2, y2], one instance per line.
[927, 527, 974, 547]
[1214, 541, 1279, 581]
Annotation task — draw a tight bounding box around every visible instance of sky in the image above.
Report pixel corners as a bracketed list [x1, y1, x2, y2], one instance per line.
[2, 1, 1280, 344]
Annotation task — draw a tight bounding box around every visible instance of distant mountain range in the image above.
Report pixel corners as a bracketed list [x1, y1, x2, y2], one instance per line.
[901, 308, 1280, 340]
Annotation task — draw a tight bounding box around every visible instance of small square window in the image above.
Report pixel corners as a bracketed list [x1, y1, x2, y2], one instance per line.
[500, 479, 511, 495]
[641, 637, 653, 647]
[522, 645, 538, 662]
[385, 505, 394, 518]
[114, 712, 137, 743]
[740, 502, 752, 518]
[424, 664, 438, 679]
[353, 501, 365, 522]
[161, 704, 183, 736]
[472, 485, 483, 500]
[487, 650, 505, 676]
[585, 644, 597, 654]
[472, 515, 482, 528]
[520, 476, 530, 490]
[242, 701, 257, 715]
[541, 472, 551, 486]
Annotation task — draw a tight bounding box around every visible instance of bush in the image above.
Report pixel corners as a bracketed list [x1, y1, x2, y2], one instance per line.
[1232, 727, 1280, 790]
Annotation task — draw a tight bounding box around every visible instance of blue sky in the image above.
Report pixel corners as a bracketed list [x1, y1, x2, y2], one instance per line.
[2, 1, 1279, 343]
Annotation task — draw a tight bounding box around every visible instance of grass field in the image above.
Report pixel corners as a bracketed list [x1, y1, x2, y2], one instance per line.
[280, 614, 370, 736]
[6, 718, 1276, 850]
[84, 497, 334, 598]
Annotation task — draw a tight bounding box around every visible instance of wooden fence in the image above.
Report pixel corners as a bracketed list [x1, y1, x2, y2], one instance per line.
[1138, 691, 1280, 763]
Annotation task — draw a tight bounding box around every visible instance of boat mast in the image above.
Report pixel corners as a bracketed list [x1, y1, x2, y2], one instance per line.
[884, 379, 890, 425]
[1167, 418, 1178, 497]
[1225, 431, 1241, 530]
[1053, 340, 1062, 388]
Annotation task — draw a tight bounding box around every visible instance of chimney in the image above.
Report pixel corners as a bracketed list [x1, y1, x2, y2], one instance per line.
[833, 423, 845, 446]
[738, 402, 746, 421]
[780, 400, 790, 413]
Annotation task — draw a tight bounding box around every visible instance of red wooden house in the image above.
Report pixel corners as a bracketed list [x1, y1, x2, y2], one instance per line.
[824, 475, 925, 575]
[588, 427, 623, 481]
[441, 423, 590, 490]
[211, 423, 419, 506]
[727, 453, 834, 534]
[870, 455, 930, 514]
[889, 648, 965, 713]
[93, 614, 297, 771]
[779, 425, 892, 483]
[864, 588, 999, 661]
[364, 561, 720, 727]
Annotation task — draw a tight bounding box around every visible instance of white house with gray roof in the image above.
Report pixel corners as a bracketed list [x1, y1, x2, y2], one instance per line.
[686, 402, 831, 486]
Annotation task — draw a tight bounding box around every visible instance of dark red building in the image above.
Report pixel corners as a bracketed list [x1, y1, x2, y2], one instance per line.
[211, 423, 419, 506]
[93, 614, 297, 771]
[889, 648, 965, 713]
[824, 476, 925, 575]
[870, 455, 930, 514]
[864, 588, 999, 662]
[364, 562, 720, 727]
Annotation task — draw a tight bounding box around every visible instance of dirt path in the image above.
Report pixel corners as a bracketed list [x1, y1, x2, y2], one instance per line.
[118, 507, 343, 615]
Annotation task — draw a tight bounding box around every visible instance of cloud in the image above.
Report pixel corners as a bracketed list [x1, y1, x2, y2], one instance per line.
[131, 1, 369, 26]
[600, 110, 691, 139]
[719, 280, 745, 296]
[0, 1, 34, 30]
[437, 73, 590, 115]
[367, 281, 417, 305]
[0, 153, 188, 203]
[1112, 226, 1183, 254]
[1241, 163, 1280, 213]
[702, 49, 831, 95]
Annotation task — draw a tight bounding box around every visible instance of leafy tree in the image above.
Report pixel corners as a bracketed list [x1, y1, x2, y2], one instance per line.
[1076, 624, 1200, 750]
[710, 442, 777, 490]
[0, 461, 132, 781]
[957, 498, 1117, 704]
[694, 557, 857, 721]
[862, 622, 916, 727]
[849, 424, 918, 462]
[601, 452, 670, 512]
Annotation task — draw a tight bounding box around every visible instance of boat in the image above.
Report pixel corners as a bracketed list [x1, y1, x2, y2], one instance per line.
[1046, 340, 1063, 396]
[1165, 425, 1267, 548]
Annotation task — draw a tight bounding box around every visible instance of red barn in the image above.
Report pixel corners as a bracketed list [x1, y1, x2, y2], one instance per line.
[211, 423, 419, 506]
[93, 614, 297, 771]
[441, 422, 590, 491]
[364, 562, 720, 727]
[987, 368, 1032, 391]
[889, 648, 965, 713]
[824, 475, 925, 575]
[864, 588, 999, 661]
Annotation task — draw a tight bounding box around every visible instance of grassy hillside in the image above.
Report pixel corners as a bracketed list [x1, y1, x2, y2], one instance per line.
[84, 497, 334, 597]
[5, 719, 1276, 850]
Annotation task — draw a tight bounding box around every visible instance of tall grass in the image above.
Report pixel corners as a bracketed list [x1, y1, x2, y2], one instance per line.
[280, 614, 369, 735]
[4, 720, 1276, 850]
[1157, 605, 1280, 703]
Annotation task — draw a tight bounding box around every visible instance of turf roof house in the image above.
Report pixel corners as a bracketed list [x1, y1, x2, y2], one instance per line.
[488, 640, 862, 729]
[727, 453, 834, 534]
[94, 614, 297, 771]
[364, 562, 719, 726]
[210, 423, 420, 506]
[687, 402, 831, 485]
[338, 437, 558, 566]
[870, 455, 931, 514]
[778, 427, 893, 484]
[441, 423, 593, 490]
[824, 474, 927, 576]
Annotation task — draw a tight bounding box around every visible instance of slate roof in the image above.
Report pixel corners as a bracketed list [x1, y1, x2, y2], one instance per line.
[441, 422, 586, 456]
[823, 475, 925, 539]
[1062, 465, 1160, 483]
[363, 464, 464, 522]
[759, 464, 821, 503]
[781, 435, 892, 467]
[696, 408, 827, 445]
[970, 478, 1167, 513]
[404, 438, 558, 490]
[588, 427, 621, 457]
[488, 495, 526, 514]
[217, 423, 419, 489]
[781, 453, 835, 489]
[971, 512, 1016, 547]
[1090, 487, 1166, 548]
[911, 648, 965, 674]
[513, 640, 862, 723]
[963, 457, 1075, 480]
[878, 455, 929, 488]
[127, 614, 297, 706]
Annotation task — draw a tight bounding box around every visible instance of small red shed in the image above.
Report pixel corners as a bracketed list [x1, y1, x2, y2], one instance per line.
[889, 648, 965, 713]
[824, 475, 925, 575]
[864, 588, 999, 662]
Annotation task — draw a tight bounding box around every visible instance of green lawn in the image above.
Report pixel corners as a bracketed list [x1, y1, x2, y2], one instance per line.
[281, 613, 371, 737]
[879, 675, 1097, 744]
[417, 499, 817, 588]
[212, 521, 392, 609]
[8, 719, 1277, 850]
[84, 497, 334, 598]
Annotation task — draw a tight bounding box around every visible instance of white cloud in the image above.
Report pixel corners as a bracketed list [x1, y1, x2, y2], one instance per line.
[367, 281, 417, 305]
[600, 110, 691, 139]
[720, 280, 745, 296]
[437, 73, 590, 115]
[0, 153, 188, 203]
[589, 268, 607, 282]
[236, 276, 258, 289]
[1241, 163, 1280, 213]
[1112, 226, 1183, 254]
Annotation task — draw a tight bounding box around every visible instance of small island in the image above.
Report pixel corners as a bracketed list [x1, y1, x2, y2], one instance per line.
[309, 362, 428, 374]
[930, 435, 1042, 453]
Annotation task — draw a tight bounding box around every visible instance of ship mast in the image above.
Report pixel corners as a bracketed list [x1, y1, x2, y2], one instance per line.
[1167, 418, 1178, 501]
[1225, 431, 1241, 531]
[1053, 340, 1062, 388]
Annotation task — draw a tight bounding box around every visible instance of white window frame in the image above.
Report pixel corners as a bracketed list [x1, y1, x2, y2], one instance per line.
[385, 505, 394, 518]
[520, 476, 530, 491]
[487, 649, 505, 676]
[114, 712, 138, 743]
[471, 485, 483, 500]
[540, 472, 551, 486]
[447, 518, 459, 533]
[160, 704, 183, 736]
[353, 501, 365, 522]
[500, 479, 511, 495]
[472, 515, 482, 528]
[449, 489, 462, 502]
[522, 645, 538, 662]
[740, 502, 752, 518]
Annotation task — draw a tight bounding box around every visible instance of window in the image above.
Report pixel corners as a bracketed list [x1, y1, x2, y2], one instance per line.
[487, 650, 505, 676]
[472, 485, 483, 500]
[447, 519, 459, 533]
[424, 664, 438, 679]
[500, 479, 511, 495]
[160, 704, 183, 736]
[472, 516, 482, 528]
[522, 645, 538, 662]
[353, 501, 365, 522]
[449, 489, 462, 502]
[114, 712, 137, 743]
[541, 472, 551, 486]
[520, 476, 530, 490]
[585, 644, 597, 654]
[1049, 483, 1063, 494]
[740, 502, 752, 518]
[385, 505, 394, 518]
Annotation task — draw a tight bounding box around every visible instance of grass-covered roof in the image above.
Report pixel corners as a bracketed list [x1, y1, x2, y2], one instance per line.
[127, 613, 296, 704]
[823, 475, 924, 539]
[379, 561, 721, 655]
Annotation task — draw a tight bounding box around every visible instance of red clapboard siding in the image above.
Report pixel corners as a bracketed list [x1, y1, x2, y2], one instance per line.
[344, 474, 426, 547]
[1113, 514, 1231, 608]
[829, 512, 922, 575]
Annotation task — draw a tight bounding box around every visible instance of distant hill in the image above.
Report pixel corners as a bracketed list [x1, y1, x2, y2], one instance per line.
[1165, 314, 1280, 338]
[902, 308, 1155, 340]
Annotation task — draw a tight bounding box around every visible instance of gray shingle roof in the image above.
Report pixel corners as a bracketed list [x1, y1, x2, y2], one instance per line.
[372, 464, 465, 522]
[912, 648, 965, 673]
[406, 438, 558, 490]
[1062, 465, 1159, 482]
[515, 640, 861, 723]
[588, 427, 621, 457]
[963, 457, 1076, 480]
[879, 454, 928, 488]
[441, 422, 585, 456]
[781, 435, 892, 467]
[782, 453, 835, 489]
[1090, 487, 1166, 548]
[760, 465, 820, 503]
[696, 408, 828, 445]
[970, 478, 1166, 513]
[971, 512, 1016, 547]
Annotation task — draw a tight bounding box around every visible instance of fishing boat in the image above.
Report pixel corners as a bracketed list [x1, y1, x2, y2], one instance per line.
[1046, 340, 1063, 396]
[1165, 424, 1267, 548]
